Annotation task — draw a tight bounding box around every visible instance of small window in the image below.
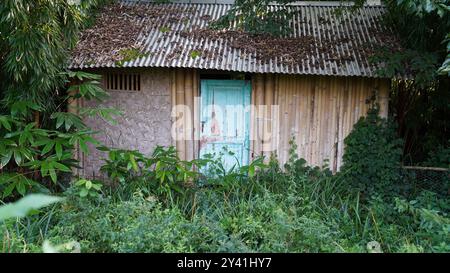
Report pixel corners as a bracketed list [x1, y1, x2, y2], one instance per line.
[105, 73, 141, 91]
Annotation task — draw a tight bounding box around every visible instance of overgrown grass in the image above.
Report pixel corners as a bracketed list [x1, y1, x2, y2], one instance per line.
[1, 152, 448, 253]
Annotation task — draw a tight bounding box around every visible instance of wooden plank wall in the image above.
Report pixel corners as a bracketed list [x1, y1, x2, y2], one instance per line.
[171, 68, 199, 162]
[170, 69, 389, 172]
[251, 74, 390, 172]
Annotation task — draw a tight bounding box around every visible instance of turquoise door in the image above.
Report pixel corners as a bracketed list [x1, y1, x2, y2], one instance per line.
[199, 80, 251, 172]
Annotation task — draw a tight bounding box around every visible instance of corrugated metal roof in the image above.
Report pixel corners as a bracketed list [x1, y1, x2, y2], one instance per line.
[69, 1, 400, 77]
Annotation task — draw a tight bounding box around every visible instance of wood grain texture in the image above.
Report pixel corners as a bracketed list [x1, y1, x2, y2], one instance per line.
[250, 74, 390, 172]
[171, 69, 201, 161]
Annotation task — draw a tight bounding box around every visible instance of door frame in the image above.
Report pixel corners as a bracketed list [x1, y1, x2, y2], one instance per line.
[198, 79, 252, 168]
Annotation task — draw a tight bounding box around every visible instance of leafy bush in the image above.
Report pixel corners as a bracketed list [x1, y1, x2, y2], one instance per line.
[3, 155, 449, 253]
[0, 72, 119, 200]
[99, 146, 200, 202]
[424, 142, 450, 168]
[45, 194, 250, 253]
[98, 145, 270, 203]
[394, 191, 450, 252]
[340, 105, 404, 196]
[72, 179, 103, 198]
[2, 125, 448, 253]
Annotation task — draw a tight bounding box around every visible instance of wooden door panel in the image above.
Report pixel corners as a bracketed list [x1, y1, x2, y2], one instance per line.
[199, 80, 251, 171]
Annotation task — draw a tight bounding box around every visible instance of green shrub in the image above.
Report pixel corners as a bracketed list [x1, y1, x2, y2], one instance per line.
[3, 140, 448, 253]
[48, 189, 347, 253]
[0, 72, 116, 200]
[340, 105, 404, 196]
[45, 193, 252, 253]
[394, 191, 450, 252]
[7, 162, 448, 253]
[99, 146, 200, 203]
[424, 142, 450, 168]
[0, 194, 63, 253]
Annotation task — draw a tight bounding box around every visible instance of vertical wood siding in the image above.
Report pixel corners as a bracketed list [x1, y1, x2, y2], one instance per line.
[171, 68, 199, 162]
[171, 69, 389, 172]
[250, 74, 389, 172]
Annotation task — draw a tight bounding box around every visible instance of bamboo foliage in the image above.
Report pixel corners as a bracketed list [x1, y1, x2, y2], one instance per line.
[68, 80, 85, 177]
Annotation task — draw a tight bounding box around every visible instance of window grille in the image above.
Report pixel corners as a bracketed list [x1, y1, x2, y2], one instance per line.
[105, 73, 141, 91]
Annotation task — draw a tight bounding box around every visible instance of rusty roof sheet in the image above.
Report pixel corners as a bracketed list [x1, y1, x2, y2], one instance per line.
[69, 1, 401, 77]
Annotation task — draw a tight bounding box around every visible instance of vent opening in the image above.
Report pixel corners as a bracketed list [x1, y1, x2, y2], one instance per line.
[106, 73, 141, 91]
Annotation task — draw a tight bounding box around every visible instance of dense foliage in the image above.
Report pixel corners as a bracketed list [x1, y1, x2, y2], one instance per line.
[0, 1, 119, 200]
[1, 109, 449, 253]
[0, 0, 109, 109]
[1, 139, 448, 253]
[376, 1, 450, 164]
[0, 72, 119, 201]
[341, 106, 403, 196]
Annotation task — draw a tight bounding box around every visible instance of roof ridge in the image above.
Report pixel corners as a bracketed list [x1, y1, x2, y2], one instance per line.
[120, 0, 384, 7]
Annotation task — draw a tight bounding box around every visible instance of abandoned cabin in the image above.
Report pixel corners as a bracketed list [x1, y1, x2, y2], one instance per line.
[68, 0, 401, 177]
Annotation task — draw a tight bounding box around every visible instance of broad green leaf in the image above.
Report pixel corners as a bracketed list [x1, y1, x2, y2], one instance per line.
[0, 116, 12, 131]
[13, 150, 22, 165]
[67, 71, 101, 81]
[65, 118, 73, 131]
[40, 161, 49, 176]
[49, 168, 57, 183]
[55, 142, 63, 159]
[91, 183, 102, 190]
[41, 142, 55, 155]
[79, 140, 88, 154]
[75, 179, 86, 186]
[1, 151, 13, 167]
[79, 188, 88, 197]
[2, 182, 16, 198]
[52, 162, 71, 172]
[248, 165, 255, 178]
[16, 181, 26, 196]
[56, 116, 64, 129]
